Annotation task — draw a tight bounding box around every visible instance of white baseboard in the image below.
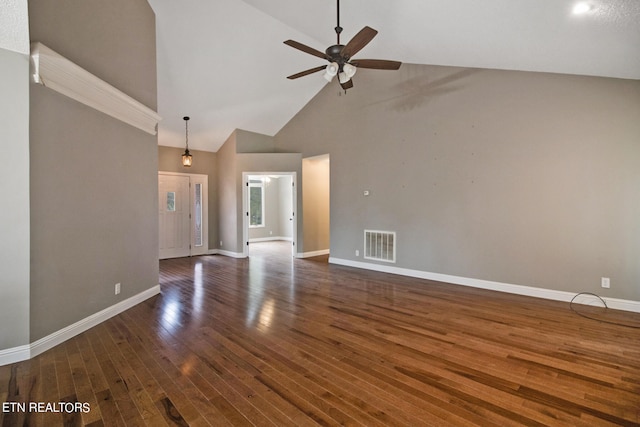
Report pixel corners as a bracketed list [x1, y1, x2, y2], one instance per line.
[329, 257, 640, 313]
[249, 237, 292, 243]
[0, 285, 161, 366]
[214, 249, 246, 258]
[297, 249, 330, 258]
[0, 345, 31, 367]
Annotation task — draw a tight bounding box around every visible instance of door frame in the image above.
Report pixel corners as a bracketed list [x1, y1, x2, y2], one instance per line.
[158, 171, 209, 258]
[242, 171, 297, 258]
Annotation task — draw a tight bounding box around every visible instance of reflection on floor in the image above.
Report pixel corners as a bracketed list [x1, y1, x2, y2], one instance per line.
[248, 240, 329, 263]
[3, 242, 639, 426]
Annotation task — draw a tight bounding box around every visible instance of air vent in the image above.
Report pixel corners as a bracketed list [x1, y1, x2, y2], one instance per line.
[364, 230, 396, 263]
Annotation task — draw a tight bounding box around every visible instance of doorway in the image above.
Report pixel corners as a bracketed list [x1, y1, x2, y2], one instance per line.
[158, 172, 208, 259]
[242, 172, 297, 258]
[301, 154, 330, 258]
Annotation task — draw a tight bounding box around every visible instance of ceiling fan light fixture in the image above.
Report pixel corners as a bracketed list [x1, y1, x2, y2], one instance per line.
[283, 0, 401, 91]
[343, 63, 357, 78]
[323, 62, 339, 81]
[338, 63, 357, 84]
[338, 72, 350, 84]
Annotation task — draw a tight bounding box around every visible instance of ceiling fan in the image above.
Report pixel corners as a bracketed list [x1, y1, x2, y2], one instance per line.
[284, 0, 402, 91]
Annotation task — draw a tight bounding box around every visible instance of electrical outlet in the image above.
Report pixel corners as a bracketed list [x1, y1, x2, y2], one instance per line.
[220, 241, 223, 247]
[601, 277, 610, 289]
[115, 283, 121, 295]
[355, 249, 360, 257]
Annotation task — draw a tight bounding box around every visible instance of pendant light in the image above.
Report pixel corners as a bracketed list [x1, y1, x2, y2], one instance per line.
[181, 116, 192, 167]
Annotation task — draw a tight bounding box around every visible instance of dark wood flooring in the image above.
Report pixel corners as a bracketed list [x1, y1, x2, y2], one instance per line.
[2, 241, 640, 426]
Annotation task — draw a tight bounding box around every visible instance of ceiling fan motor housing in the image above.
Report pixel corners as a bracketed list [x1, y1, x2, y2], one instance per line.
[327, 45, 347, 61]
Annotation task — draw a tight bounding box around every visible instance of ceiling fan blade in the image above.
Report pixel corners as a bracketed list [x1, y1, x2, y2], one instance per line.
[341, 26, 378, 59]
[287, 65, 327, 80]
[340, 79, 354, 90]
[351, 59, 402, 70]
[284, 40, 328, 60]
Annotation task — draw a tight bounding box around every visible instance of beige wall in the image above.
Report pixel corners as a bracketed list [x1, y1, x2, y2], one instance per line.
[158, 145, 218, 250]
[302, 155, 330, 254]
[275, 64, 640, 301]
[28, 0, 159, 340]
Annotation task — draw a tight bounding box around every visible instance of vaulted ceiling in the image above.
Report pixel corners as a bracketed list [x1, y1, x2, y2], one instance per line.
[148, 0, 639, 152]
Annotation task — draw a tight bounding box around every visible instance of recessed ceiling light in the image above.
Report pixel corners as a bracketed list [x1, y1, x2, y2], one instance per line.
[572, 2, 593, 14]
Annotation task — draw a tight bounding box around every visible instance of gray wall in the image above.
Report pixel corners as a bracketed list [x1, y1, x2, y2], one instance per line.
[237, 129, 277, 153]
[216, 129, 301, 254]
[217, 131, 239, 252]
[28, 0, 159, 340]
[275, 64, 640, 301]
[0, 48, 30, 350]
[158, 145, 219, 250]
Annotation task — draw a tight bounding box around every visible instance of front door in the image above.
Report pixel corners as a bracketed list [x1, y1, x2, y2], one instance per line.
[159, 174, 190, 259]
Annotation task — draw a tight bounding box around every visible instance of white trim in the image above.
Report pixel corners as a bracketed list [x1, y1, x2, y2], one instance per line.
[248, 179, 266, 228]
[30, 42, 161, 135]
[242, 172, 297, 259]
[0, 285, 160, 366]
[297, 249, 330, 258]
[0, 344, 31, 367]
[158, 172, 209, 259]
[158, 171, 208, 178]
[249, 237, 293, 243]
[364, 230, 396, 263]
[206, 249, 246, 258]
[216, 249, 246, 259]
[329, 257, 640, 313]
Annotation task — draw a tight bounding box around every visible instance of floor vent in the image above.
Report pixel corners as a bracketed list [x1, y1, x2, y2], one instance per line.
[364, 230, 396, 263]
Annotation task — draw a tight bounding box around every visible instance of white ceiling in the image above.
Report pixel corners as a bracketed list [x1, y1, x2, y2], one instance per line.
[0, 0, 29, 54]
[148, 0, 640, 152]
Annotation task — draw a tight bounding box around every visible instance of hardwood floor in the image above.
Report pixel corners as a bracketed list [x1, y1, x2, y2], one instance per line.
[2, 241, 640, 426]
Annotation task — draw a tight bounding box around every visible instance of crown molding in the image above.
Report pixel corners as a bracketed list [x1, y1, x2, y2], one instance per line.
[30, 42, 161, 135]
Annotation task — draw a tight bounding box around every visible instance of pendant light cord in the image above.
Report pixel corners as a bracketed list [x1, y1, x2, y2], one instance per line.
[184, 116, 190, 151]
[335, 0, 342, 45]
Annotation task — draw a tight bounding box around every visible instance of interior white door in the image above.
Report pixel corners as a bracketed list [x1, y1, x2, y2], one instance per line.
[159, 174, 191, 259]
[290, 176, 297, 257]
